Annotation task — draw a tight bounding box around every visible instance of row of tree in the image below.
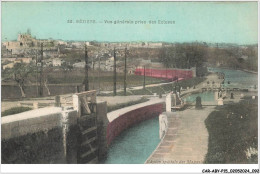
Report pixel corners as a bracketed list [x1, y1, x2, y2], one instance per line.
[159, 42, 206, 69]
[158, 42, 258, 72]
[2, 62, 53, 98]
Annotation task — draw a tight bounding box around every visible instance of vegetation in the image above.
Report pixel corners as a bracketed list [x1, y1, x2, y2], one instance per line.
[2, 63, 36, 97]
[100, 77, 206, 96]
[128, 47, 160, 59]
[204, 99, 258, 164]
[207, 44, 258, 72]
[47, 70, 163, 92]
[144, 77, 206, 95]
[159, 42, 206, 69]
[107, 97, 149, 112]
[159, 42, 258, 72]
[2, 106, 32, 117]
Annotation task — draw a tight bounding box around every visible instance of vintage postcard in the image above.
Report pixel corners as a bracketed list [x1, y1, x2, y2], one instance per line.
[1, 1, 259, 173]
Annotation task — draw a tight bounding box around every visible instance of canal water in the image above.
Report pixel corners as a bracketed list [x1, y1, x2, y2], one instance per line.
[184, 67, 258, 103]
[208, 67, 258, 89]
[103, 116, 160, 164]
[184, 91, 215, 103]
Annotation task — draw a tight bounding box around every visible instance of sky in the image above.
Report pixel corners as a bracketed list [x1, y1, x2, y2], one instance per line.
[1, 1, 258, 44]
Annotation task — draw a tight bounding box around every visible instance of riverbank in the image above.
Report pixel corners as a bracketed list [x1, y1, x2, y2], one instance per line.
[241, 68, 258, 74]
[98, 76, 206, 96]
[204, 99, 258, 164]
[208, 66, 258, 75]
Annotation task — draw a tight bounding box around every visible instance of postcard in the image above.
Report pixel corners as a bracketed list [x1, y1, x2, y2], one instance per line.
[1, 1, 259, 173]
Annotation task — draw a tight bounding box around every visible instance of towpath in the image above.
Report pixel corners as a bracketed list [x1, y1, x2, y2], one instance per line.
[146, 106, 215, 164]
[145, 74, 222, 164]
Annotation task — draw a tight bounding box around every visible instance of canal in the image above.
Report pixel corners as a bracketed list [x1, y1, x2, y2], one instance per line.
[184, 91, 215, 103]
[103, 116, 160, 164]
[103, 67, 257, 164]
[208, 67, 258, 89]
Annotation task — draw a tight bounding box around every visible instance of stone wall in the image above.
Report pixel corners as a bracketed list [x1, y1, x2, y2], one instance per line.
[106, 103, 164, 145]
[1, 92, 166, 163]
[159, 113, 169, 139]
[1, 101, 108, 164]
[1, 107, 78, 164]
[96, 101, 109, 160]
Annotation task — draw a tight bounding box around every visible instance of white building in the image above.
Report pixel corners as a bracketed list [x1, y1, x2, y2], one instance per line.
[3, 62, 15, 70]
[52, 58, 64, 66]
[2, 57, 33, 64]
[73, 62, 86, 68]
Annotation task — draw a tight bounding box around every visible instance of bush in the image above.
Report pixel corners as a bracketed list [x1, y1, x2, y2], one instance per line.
[2, 107, 32, 117]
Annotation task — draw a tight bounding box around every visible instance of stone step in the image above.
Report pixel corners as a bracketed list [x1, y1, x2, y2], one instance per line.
[81, 136, 97, 146]
[80, 113, 96, 119]
[81, 126, 97, 135]
[80, 147, 97, 159]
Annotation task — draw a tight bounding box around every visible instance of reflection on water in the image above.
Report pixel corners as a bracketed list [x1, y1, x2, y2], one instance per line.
[208, 67, 258, 89]
[104, 117, 160, 164]
[184, 91, 215, 103]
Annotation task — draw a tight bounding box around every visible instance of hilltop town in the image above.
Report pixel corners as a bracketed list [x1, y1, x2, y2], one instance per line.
[1, 30, 168, 73]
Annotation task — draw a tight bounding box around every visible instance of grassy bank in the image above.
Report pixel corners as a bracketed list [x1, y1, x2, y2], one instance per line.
[204, 99, 258, 164]
[100, 77, 206, 96]
[48, 73, 162, 89]
[145, 77, 206, 95]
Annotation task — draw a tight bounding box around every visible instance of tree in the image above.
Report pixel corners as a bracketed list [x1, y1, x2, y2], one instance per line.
[42, 67, 54, 96]
[159, 42, 207, 69]
[4, 63, 35, 98]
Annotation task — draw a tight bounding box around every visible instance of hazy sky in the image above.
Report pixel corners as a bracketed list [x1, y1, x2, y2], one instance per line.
[1, 2, 258, 44]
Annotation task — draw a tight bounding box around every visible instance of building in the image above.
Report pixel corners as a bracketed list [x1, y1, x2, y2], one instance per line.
[3, 62, 15, 70]
[43, 49, 59, 58]
[2, 31, 57, 55]
[44, 59, 53, 66]
[17, 57, 33, 64]
[57, 40, 67, 45]
[147, 42, 163, 48]
[141, 59, 151, 64]
[73, 62, 86, 68]
[105, 57, 115, 71]
[2, 57, 33, 64]
[52, 58, 64, 67]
